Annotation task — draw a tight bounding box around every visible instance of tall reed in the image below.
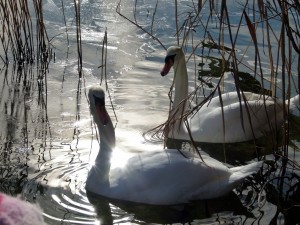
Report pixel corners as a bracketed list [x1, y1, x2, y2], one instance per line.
[0, 0, 51, 66]
[117, 1, 300, 220]
[0, 0, 52, 195]
[73, 0, 83, 78]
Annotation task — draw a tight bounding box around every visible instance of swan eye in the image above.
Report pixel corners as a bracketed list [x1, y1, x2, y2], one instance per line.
[165, 54, 176, 63]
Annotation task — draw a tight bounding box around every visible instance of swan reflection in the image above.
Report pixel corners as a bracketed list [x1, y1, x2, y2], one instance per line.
[86, 191, 254, 224]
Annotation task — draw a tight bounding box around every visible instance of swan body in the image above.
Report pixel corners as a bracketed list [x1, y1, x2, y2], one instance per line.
[161, 46, 299, 143]
[85, 86, 263, 205]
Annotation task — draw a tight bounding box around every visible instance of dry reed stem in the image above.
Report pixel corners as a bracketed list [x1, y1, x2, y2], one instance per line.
[134, 1, 299, 164]
[116, 0, 166, 50]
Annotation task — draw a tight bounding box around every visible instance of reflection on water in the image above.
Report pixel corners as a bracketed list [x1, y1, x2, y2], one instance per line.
[21, 135, 269, 224]
[86, 191, 256, 224]
[0, 0, 300, 224]
[22, 140, 94, 224]
[0, 61, 50, 195]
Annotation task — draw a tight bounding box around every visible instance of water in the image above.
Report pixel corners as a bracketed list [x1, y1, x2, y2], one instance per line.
[0, 0, 300, 224]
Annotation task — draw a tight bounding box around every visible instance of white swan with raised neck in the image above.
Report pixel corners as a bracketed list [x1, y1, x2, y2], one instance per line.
[85, 86, 263, 205]
[161, 46, 299, 143]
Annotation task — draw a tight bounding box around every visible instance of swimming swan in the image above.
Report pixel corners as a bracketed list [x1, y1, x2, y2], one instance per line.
[85, 86, 263, 205]
[161, 46, 299, 143]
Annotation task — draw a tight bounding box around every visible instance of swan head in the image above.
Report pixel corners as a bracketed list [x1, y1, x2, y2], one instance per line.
[88, 86, 115, 149]
[161, 46, 184, 76]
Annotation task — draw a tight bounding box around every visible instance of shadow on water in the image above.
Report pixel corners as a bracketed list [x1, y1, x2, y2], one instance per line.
[86, 190, 254, 224]
[166, 131, 284, 164]
[264, 178, 300, 225]
[198, 54, 272, 96]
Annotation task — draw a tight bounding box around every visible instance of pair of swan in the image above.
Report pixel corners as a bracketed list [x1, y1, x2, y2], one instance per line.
[85, 86, 263, 205]
[161, 46, 299, 143]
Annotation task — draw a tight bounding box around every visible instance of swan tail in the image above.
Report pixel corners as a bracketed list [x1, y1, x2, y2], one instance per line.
[229, 161, 263, 183]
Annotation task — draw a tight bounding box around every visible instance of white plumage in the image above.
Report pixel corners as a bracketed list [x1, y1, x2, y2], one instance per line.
[85, 86, 263, 205]
[161, 46, 298, 143]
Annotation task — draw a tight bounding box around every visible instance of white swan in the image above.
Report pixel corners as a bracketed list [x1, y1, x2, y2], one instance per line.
[85, 86, 263, 205]
[161, 46, 299, 143]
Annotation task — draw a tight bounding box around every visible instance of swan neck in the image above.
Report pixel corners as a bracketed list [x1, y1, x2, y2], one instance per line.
[95, 119, 115, 183]
[173, 56, 188, 113]
[97, 119, 115, 154]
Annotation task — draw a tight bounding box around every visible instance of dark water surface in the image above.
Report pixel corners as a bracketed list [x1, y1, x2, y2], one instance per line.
[0, 0, 299, 224]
